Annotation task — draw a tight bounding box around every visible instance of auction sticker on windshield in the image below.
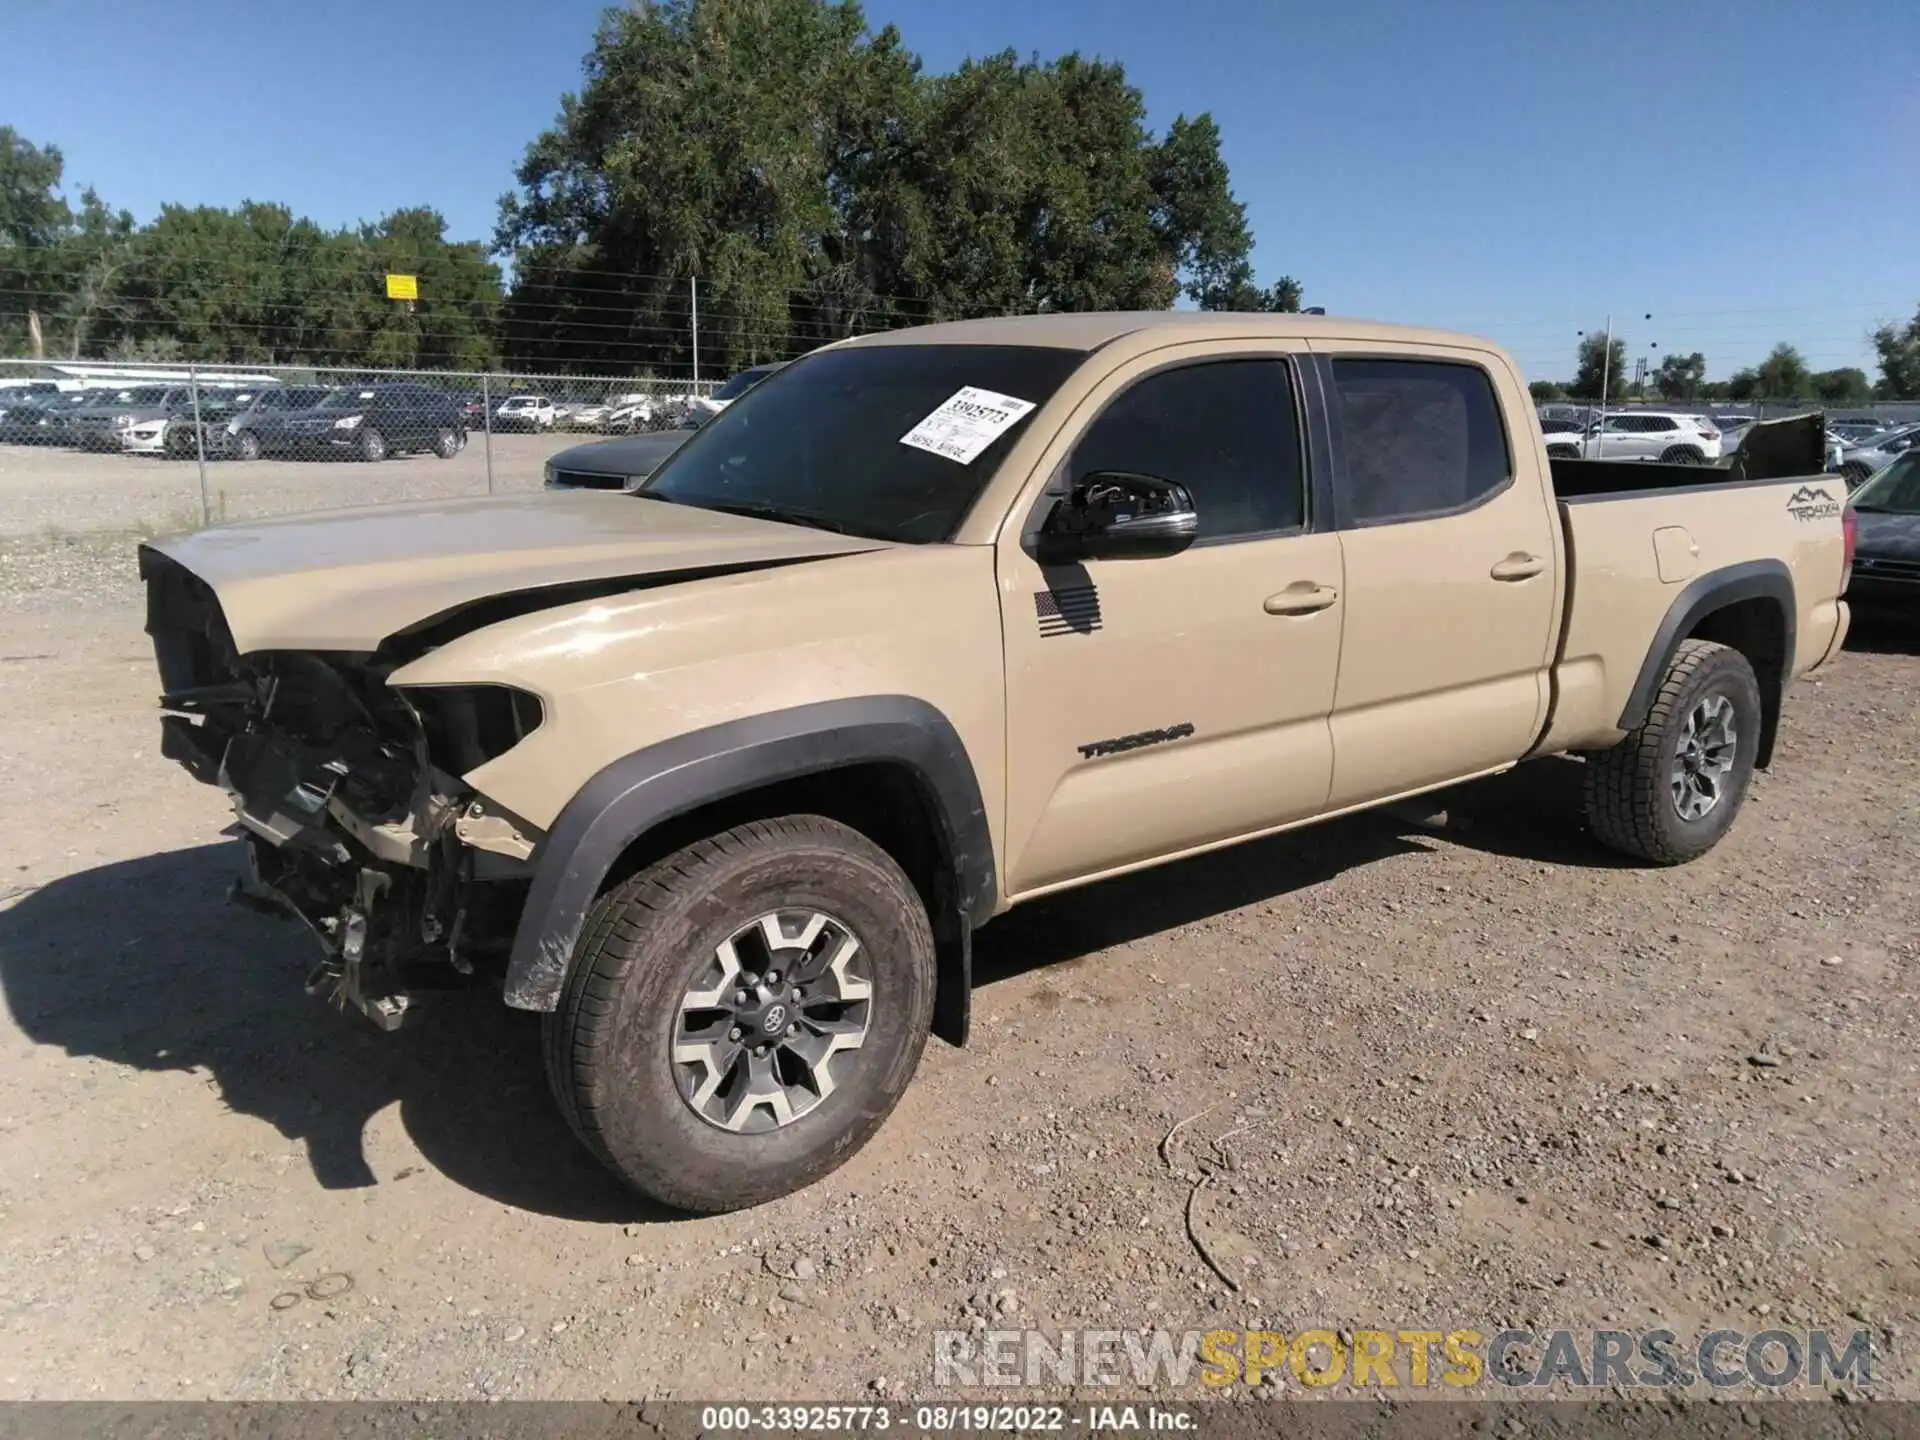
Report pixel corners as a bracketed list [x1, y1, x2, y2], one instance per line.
[900, 387, 1038, 465]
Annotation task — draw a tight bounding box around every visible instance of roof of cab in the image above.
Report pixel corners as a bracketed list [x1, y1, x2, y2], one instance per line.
[835, 310, 1498, 353]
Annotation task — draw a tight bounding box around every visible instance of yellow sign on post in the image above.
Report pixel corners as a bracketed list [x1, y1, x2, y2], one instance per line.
[385, 273, 419, 301]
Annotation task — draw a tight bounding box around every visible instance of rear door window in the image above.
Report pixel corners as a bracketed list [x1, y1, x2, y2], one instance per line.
[1329, 359, 1513, 524]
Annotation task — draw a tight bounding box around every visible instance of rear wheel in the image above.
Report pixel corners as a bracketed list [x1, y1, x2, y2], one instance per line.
[234, 429, 262, 462]
[431, 427, 460, 459]
[544, 815, 935, 1213]
[1660, 446, 1705, 465]
[356, 427, 388, 463]
[1841, 461, 1871, 489]
[1583, 639, 1761, 864]
[1547, 445, 1580, 461]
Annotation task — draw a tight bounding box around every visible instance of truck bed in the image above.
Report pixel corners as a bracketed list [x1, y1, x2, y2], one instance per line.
[1536, 467, 1851, 756]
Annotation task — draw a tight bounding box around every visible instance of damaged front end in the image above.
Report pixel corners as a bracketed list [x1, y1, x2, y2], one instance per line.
[142, 548, 542, 1030]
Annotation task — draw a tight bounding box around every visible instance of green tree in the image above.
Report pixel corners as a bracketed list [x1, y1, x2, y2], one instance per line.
[1653, 351, 1706, 401]
[1570, 330, 1627, 402]
[1750, 342, 1810, 400]
[1528, 379, 1566, 402]
[1811, 367, 1871, 407]
[495, 0, 1293, 373]
[1872, 305, 1920, 399]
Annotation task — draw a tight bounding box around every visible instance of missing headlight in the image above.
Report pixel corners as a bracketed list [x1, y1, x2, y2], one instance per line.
[399, 684, 544, 776]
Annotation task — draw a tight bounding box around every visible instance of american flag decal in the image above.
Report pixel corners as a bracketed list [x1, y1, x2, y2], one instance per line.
[1034, 584, 1102, 637]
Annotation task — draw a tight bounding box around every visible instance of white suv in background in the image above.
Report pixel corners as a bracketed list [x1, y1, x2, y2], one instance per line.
[493, 394, 556, 432]
[1557, 411, 1724, 465]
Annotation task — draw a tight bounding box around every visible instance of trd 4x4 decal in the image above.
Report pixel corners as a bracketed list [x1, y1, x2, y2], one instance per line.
[1785, 485, 1842, 523]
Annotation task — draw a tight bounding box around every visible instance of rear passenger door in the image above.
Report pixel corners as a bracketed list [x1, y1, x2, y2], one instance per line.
[1311, 348, 1561, 807]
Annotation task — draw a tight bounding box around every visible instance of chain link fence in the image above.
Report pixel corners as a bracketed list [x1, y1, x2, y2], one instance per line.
[0, 358, 719, 538]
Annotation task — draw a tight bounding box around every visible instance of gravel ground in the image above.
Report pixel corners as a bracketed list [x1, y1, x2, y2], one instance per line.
[1, 549, 1916, 1405]
[0, 434, 565, 541]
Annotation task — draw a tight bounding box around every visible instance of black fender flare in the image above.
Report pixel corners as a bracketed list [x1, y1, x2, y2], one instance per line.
[502, 695, 995, 1042]
[1616, 558, 1795, 768]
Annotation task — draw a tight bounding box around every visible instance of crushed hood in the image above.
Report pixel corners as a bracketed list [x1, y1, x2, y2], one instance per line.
[147, 490, 892, 653]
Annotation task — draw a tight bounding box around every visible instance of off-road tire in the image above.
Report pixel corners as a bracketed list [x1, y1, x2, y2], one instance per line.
[543, 815, 936, 1213]
[357, 427, 387, 462]
[1660, 446, 1705, 465]
[1583, 639, 1762, 864]
[234, 429, 262, 462]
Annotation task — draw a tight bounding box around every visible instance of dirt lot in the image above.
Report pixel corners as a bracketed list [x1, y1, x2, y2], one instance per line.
[0, 434, 565, 540]
[0, 545, 1915, 1403]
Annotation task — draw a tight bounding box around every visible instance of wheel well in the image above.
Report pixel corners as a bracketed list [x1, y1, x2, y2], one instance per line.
[595, 762, 969, 1044]
[599, 760, 956, 952]
[1688, 596, 1788, 766]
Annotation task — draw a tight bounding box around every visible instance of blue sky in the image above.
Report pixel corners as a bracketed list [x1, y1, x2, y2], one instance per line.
[5, 0, 1915, 380]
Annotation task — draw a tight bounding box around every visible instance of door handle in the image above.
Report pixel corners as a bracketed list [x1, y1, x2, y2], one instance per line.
[1490, 553, 1546, 582]
[1264, 583, 1339, 615]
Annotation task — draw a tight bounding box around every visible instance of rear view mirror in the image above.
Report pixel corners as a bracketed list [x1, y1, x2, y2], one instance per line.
[1038, 471, 1199, 563]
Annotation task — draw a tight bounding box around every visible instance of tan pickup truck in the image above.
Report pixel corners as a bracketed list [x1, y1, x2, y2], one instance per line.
[140, 313, 1854, 1211]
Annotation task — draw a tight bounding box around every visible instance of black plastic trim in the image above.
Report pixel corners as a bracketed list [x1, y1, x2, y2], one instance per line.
[501, 696, 996, 1021]
[1617, 559, 1795, 767]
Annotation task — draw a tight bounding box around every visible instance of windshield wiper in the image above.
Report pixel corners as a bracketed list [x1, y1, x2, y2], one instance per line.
[699, 500, 868, 537]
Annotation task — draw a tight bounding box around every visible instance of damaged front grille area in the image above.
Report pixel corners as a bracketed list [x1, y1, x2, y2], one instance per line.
[140, 546, 543, 1030]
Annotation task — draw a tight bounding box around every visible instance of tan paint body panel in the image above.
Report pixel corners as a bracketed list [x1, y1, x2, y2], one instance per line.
[1538, 481, 1849, 753]
[389, 545, 1007, 850]
[150, 491, 890, 653]
[152, 312, 1853, 921]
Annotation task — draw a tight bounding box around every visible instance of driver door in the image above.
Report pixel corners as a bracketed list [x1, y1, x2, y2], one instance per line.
[996, 342, 1344, 896]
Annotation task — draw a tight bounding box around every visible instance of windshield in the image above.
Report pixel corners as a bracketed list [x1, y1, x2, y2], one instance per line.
[642, 345, 1081, 543]
[317, 388, 379, 411]
[1851, 454, 1920, 512]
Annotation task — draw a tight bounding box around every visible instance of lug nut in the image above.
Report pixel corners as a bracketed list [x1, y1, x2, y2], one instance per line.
[728, 1027, 741, 1041]
[787, 1023, 798, 1036]
[733, 990, 749, 1005]
[767, 971, 781, 985]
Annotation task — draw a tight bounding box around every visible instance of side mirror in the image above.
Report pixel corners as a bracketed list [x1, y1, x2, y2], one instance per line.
[1038, 471, 1198, 563]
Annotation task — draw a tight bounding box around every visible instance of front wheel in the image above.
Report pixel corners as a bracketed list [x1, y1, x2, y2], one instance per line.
[356, 427, 388, 463]
[431, 427, 460, 459]
[1660, 446, 1705, 465]
[234, 429, 262, 462]
[1841, 461, 1871, 489]
[1583, 639, 1762, 864]
[544, 815, 935, 1213]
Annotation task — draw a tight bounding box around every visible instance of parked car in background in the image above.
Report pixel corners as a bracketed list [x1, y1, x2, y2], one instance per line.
[1571, 411, 1724, 464]
[542, 429, 695, 491]
[1845, 452, 1920, 618]
[1828, 417, 1889, 446]
[679, 361, 787, 425]
[603, 393, 659, 433]
[492, 394, 556, 432]
[5, 389, 95, 445]
[226, 386, 334, 460]
[280, 384, 466, 461]
[122, 391, 260, 458]
[1837, 423, 1920, 488]
[65, 385, 176, 449]
[557, 400, 611, 431]
[0, 390, 77, 444]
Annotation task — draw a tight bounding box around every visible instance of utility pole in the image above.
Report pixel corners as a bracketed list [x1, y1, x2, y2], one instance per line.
[690, 277, 700, 387]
